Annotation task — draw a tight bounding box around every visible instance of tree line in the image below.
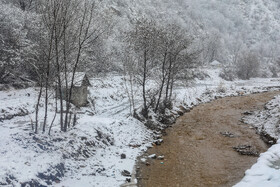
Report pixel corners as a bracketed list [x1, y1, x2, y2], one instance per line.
[122, 19, 200, 117]
[1, 0, 279, 134]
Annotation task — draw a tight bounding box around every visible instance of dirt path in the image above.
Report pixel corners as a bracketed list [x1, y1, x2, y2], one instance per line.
[137, 91, 279, 187]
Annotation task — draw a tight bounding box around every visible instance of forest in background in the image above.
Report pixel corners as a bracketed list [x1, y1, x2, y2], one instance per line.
[1, 0, 280, 132]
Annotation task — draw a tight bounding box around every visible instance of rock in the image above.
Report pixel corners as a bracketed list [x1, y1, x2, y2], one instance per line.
[140, 158, 147, 163]
[148, 154, 157, 159]
[126, 178, 131, 182]
[260, 131, 277, 145]
[154, 134, 162, 139]
[155, 141, 161, 146]
[233, 145, 259, 156]
[177, 106, 190, 116]
[121, 170, 131, 177]
[154, 139, 163, 145]
[82, 150, 90, 158]
[53, 138, 64, 142]
[243, 111, 253, 115]
[121, 153, 126, 159]
[24, 162, 31, 166]
[157, 155, 165, 160]
[145, 162, 151, 166]
[68, 140, 75, 144]
[220, 131, 235, 138]
[85, 141, 95, 147]
[177, 110, 184, 116]
[96, 168, 105, 173]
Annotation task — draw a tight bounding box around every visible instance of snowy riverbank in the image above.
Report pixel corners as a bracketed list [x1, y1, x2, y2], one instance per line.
[234, 95, 280, 187]
[1, 68, 280, 186]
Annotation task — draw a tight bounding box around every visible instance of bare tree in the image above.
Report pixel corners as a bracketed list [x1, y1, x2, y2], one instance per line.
[125, 19, 160, 117]
[236, 51, 260, 80]
[34, 0, 111, 133]
[121, 49, 138, 116]
[160, 24, 198, 110]
[125, 20, 199, 117]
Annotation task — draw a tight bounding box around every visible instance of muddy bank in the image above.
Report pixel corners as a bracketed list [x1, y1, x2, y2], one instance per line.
[137, 91, 280, 187]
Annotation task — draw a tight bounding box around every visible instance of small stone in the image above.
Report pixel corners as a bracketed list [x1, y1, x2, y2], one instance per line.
[148, 154, 157, 159]
[147, 144, 153, 148]
[220, 131, 235, 138]
[154, 139, 163, 145]
[121, 153, 126, 159]
[24, 162, 31, 166]
[126, 178, 131, 182]
[121, 170, 131, 177]
[141, 158, 147, 163]
[157, 155, 165, 160]
[243, 111, 253, 115]
[146, 162, 151, 166]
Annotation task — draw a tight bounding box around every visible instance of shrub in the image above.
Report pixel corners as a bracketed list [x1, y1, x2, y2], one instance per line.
[236, 52, 260, 80]
[219, 66, 236, 81]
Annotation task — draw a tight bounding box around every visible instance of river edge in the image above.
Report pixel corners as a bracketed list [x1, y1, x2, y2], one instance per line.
[135, 91, 280, 187]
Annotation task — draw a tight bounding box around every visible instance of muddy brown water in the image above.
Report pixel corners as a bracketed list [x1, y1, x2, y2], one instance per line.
[137, 91, 279, 187]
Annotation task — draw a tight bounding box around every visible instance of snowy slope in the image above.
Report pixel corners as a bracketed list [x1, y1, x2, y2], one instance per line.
[234, 94, 280, 187]
[2, 68, 280, 186]
[234, 141, 280, 187]
[104, 0, 280, 63]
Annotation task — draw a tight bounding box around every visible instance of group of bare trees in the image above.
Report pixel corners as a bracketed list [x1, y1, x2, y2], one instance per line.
[220, 49, 261, 81]
[32, 0, 109, 134]
[235, 51, 260, 80]
[0, 1, 35, 84]
[123, 19, 199, 117]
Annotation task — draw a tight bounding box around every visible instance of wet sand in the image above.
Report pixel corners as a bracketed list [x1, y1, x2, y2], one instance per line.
[137, 91, 279, 187]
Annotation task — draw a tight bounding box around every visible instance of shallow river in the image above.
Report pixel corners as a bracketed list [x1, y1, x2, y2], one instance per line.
[137, 91, 279, 187]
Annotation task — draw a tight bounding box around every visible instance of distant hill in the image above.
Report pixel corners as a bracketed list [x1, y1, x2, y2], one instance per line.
[105, 0, 280, 64]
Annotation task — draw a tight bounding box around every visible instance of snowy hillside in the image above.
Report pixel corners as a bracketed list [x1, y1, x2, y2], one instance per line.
[105, 0, 280, 63]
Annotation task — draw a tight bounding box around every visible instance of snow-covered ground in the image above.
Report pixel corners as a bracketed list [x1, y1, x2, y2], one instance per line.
[1, 67, 280, 187]
[234, 141, 280, 187]
[0, 80, 154, 187]
[234, 94, 280, 187]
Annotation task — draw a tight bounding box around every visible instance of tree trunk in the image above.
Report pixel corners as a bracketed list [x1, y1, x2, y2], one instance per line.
[165, 54, 172, 104]
[129, 73, 136, 113]
[142, 50, 148, 117]
[48, 96, 57, 136]
[42, 65, 49, 133]
[155, 52, 167, 113]
[35, 82, 43, 134]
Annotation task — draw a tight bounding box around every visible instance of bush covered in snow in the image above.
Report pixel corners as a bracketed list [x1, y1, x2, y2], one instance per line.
[219, 66, 237, 81]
